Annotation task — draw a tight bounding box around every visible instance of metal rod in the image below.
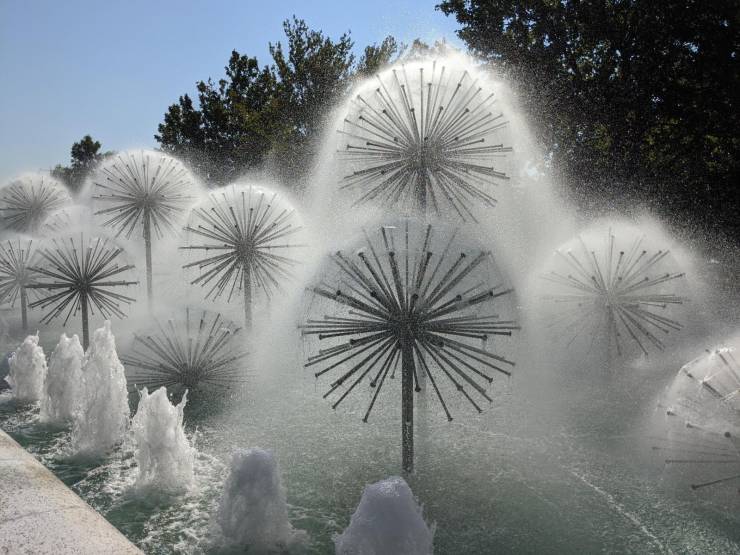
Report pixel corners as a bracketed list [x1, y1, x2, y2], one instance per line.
[81, 293, 89, 350]
[20, 287, 27, 331]
[402, 333, 414, 473]
[243, 265, 252, 328]
[143, 210, 153, 309]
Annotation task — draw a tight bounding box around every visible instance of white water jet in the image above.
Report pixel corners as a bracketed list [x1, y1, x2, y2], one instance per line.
[6, 333, 46, 403]
[40, 333, 84, 424]
[71, 321, 129, 456]
[335, 476, 434, 555]
[217, 448, 305, 552]
[131, 387, 195, 492]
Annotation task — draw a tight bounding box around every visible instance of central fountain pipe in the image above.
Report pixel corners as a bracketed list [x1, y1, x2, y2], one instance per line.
[242, 263, 252, 328]
[401, 333, 414, 473]
[80, 293, 89, 350]
[20, 287, 28, 331]
[143, 210, 153, 310]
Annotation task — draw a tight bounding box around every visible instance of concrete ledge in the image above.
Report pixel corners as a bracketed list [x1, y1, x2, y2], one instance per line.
[0, 429, 142, 554]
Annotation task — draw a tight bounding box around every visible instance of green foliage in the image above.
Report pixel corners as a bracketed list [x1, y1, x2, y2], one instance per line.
[156, 17, 398, 187]
[51, 135, 112, 193]
[438, 0, 739, 237]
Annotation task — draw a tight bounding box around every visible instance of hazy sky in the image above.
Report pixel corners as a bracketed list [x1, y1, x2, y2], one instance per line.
[0, 0, 462, 183]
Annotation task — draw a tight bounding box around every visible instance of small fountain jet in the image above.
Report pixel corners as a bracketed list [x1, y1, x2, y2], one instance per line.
[0, 174, 72, 234]
[181, 184, 304, 328]
[652, 345, 740, 493]
[26, 234, 138, 349]
[338, 59, 511, 221]
[92, 150, 199, 307]
[542, 229, 686, 357]
[122, 308, 247, 396]
[300, 220, 518, 472]
[0, 238, 38, 331]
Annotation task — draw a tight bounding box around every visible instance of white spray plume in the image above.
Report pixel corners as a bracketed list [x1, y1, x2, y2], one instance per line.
[217, 448, 306, 552]
[335, 476, 434, 555]
[71, 321, 129, 456]
[6, 332, 46, 403]
[40, 333, 84, 424]
[131, 386, 195, 492]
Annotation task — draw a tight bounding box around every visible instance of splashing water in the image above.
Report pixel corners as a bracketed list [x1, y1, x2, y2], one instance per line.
[70, 321, 129, 456]
[39, 333, 84, 425]
[6, 332, 46, 403]
[335, 476, 434, 555]
[131, 387, 195, 492]
[217, 448, 306, 552]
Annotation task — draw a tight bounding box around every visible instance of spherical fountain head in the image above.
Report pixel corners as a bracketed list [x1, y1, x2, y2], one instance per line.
[538, 222, 689, 360]
[0, 235, 42, 308]
[650, 335, 740, 497]
[180, 181, 307, 322]
[121, 307, 248, 400]
[300, 217, 519, 424]
[0, 173, 72, 235]
[336, 56, 513, 223]
[89, 149, 202, 241]
[25, 232, 139, 330]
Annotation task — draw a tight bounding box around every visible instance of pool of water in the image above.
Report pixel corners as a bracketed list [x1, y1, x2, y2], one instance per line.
[2, 345, 739, 554]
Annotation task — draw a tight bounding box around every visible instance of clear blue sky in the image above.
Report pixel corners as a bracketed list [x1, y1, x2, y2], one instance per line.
[0, 0, 462, 183]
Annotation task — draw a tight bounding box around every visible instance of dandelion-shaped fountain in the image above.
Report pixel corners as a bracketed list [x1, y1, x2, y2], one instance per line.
[541, 226, 687, 357]
[0, 238, 37, 331]
[122, 308, 247, 398]
[338, 58, 511, 221]
[181, 184, 304, 328]
[653, 338, 740, 493]
[91, 150, 200, 307]
[0, 174, 71, 234]
[26, 234, 138, 349]
[301, 220, 518, 472]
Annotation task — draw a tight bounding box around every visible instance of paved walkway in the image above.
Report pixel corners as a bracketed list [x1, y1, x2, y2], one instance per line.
[0, 429, 142, 554]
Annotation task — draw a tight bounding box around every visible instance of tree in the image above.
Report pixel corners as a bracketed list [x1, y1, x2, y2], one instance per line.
[156, 17, 398, 187]
[52, 135, 112, 193]
[438, 0, 740, 239]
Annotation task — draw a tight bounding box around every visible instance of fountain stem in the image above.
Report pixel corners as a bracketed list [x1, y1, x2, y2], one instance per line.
[20, 286, 28, 331]
[243, 265, 252, 329]
[401, 333, 414, 473]
[81, 293, 89, 350]
[143, 211, 153, 310]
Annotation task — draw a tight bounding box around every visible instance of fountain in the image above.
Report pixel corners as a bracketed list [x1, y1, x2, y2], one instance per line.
[335, 476, 434, 555]
[5, 333, 46, 404]
[337, 57, 511, 221]
[0, 45, 738, 555]
[0, 238, 37, 331]
[91, 150, 201, 307]
[181, 183, 305, 328]
[216, 448, 305, 551]
[539, 223, 688, 358]
[0, 173, 71, 235]
[131, 386, 195, 492]
[39, 333, 84, 425]
[70, 321, 129, 456]
[121, 308, 246, 398]
[26, 234, 139, 349]
[301, 219, 518, 473]
[652, 335, 740, 493]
